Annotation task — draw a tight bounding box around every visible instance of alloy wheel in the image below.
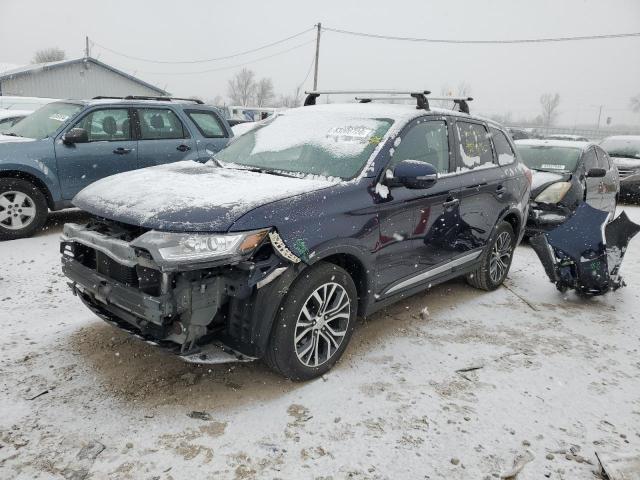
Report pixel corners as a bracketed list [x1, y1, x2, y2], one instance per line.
[489, 231, 513, 283]
[0, 191, 37, 230]
[294, 282, 351, 368]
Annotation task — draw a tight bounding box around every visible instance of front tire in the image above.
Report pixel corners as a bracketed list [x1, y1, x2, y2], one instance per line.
[264, 262, 357, 381]
[0, 178, 48, 240]
[467, 221, 516, 291]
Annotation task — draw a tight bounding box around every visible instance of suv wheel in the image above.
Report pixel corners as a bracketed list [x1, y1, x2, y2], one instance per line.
[0, 178, 48, 240]
[467, 221, 515, 291]
[265, 262, 357, 381]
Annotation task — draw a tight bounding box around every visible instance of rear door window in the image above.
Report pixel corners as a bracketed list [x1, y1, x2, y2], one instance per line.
[137, 108, 187, 140]
[390, 119, 450, 174]
[489, 127, 516, 166]
[456, 122, 494, 170]
[186, 110, 227, 138]
[74, 108, 132, 142]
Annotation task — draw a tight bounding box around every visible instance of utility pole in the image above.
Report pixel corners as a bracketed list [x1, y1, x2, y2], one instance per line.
[313, 23, 322, 90]
[596, 105, 603, 130]
[85, 36, 90, 59]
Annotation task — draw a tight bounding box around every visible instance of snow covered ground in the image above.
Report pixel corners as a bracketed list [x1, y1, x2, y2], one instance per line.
[1, 206, 639, 480]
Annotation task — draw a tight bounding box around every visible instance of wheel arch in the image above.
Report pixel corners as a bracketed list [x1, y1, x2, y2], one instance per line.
[0, 169, 54, 209]
[314, 251, 370, 315]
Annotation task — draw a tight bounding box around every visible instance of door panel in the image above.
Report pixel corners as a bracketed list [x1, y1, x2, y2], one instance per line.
[55, 107, 137, 200]
[453, 120, 508, 250]
[136, 108, 197, 168]
[374, 118, 462, 295]
[596, 146, 618, 213]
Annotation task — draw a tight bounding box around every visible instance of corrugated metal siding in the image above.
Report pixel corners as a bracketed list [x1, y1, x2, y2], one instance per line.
[0, 61, 164, 99]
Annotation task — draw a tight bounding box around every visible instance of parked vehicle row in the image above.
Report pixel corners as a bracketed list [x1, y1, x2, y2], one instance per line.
[0, 96, 233, 239]
[599, 135, 640, 199]
[59, 91, 531, 380]
[515, 139, 619, 235]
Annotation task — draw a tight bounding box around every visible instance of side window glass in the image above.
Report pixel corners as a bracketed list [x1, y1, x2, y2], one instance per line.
[391, 120, 450, 174]
[138, 108, 186, 140]
[583, 149, 598, 170]
[489, 127, 515, 166]
[596, 147, 610, 169]
[186, 111, 226, 138]
[456, 122, 494, 169]
[74, 108, 131, 142]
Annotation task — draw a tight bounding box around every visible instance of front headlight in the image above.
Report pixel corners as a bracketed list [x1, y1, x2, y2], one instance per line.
[535, 182, 572, 204]
[132, 229, 269, 266]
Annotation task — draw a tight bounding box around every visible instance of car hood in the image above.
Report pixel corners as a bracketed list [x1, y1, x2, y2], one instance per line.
[73, 160, 337, 232]
[611, 156, 640, 170]
[530, 170, 571, 197]
[0, 134, 35, 144]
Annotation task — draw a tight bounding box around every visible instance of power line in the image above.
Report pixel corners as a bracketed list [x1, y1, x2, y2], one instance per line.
[91, 27, 315, 64]
[323, 26, 640, 44]
[130, 39, 316, 75]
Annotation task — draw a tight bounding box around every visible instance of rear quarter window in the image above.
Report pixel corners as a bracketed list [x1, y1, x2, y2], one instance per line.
[489, 127, 516, 166]
[186, 110, 227, 138]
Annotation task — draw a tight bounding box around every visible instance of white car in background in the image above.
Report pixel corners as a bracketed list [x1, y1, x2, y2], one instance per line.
[600, 135, 640, 199]
[0, 109, 32, 132]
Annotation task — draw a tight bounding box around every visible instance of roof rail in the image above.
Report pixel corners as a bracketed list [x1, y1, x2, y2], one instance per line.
[304, 90, 431, 110]
[427, 96, 473, 114]
[92, 95, 204, 104]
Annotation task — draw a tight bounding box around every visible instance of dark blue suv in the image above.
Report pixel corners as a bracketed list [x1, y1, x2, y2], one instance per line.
[0, 96, 232, 239]
[60, 91, 530, 380]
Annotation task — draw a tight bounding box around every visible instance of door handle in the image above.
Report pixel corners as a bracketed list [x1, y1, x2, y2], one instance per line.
[113, 147, 132, 155]
[443, 198, 460, 208]
[177, 144, 191, 152]
[496, 184, 506, 195]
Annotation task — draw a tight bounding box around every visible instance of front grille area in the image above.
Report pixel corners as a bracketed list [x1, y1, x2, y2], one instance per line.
[62, 241, 162, 296]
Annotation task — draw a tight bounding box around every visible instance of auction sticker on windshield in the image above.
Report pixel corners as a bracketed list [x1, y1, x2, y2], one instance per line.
[541, 164, 566, 170]
[326, 126, 374, 143]
[48, 114, 70, 122]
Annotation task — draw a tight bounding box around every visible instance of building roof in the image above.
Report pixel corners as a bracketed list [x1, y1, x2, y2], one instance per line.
[0, 57, 168, 95]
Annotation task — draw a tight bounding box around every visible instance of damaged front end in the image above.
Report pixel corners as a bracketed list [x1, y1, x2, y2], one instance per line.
[60, 220, 302, 364]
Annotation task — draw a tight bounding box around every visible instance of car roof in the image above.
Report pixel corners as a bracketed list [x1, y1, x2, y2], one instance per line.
[515, 138, 595, 150]
[277, 102, 502, 128]
[601, 135, 640, 141]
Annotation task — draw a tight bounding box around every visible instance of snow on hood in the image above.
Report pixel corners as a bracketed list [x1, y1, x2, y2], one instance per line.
[611, 156, 640, 169]
[73, 161, 337, 232]
[0, 134, 35, 143]
[531, 170, 564, 191]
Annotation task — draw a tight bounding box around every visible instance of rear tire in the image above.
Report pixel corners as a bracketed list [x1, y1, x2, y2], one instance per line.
[467, 221, 515, 291]
[264, 262, 357, 381]
[0, 178, 48, 240]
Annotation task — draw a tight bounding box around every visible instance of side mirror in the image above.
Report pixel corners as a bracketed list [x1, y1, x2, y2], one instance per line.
[391, 160, 438, 189]
[586, 167, 606, 178]
[63, 127, 88, 144]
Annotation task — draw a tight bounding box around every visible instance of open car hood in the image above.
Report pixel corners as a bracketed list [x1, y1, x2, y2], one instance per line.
[73, 161, 336, 232]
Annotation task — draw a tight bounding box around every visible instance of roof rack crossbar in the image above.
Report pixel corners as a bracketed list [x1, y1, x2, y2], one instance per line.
[92, 95, 204, 104]
[304, 90, 431, 110]
[426, 96, 474, 114]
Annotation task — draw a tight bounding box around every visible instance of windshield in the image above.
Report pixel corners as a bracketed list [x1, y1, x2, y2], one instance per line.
[215, 112, 394, 179]
[600, 138, 640, 159]
[5, 102, 82, 139]
[516, 145, 582, 173]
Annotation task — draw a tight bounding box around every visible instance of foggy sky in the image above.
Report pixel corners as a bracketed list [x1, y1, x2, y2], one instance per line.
[1, 0, 639, 126]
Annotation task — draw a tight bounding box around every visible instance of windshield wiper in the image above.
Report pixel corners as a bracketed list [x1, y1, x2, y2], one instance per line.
[2, 132, 20, 137]
[233, 166, 299, 178]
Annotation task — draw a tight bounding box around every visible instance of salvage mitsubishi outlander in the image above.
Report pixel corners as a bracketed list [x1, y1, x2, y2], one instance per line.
[61, 90, 531, 380]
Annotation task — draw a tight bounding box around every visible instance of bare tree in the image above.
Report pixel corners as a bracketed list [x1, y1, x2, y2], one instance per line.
[456, 81, 472, 97]
[32, 47, 66, 64]
[227, 68, 256, 106]
[210, 95, 225, 107]
[631, 94, 640, 113]
[540, 93, 561, 126]
[255, 78, 275, 107]
[274, 86, 303, 108]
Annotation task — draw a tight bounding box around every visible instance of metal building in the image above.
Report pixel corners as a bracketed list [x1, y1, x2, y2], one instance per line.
[0, 57, 168, 99]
